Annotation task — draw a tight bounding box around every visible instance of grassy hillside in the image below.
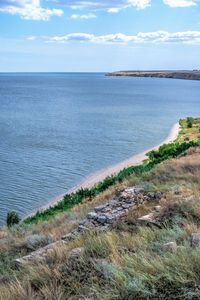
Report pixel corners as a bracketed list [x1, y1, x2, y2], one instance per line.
[0, 117, 200, 299]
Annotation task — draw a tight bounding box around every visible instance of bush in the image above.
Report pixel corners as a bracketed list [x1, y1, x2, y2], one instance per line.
[187, 117, 194, 128]
[24, 135, 200, 224]
[6, 211, 20, 227]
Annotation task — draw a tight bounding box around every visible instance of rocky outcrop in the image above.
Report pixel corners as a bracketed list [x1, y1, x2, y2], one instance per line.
[106, 70, 200, 81]
[15, 186, 163, 266]
[62, 188, 163, 241]
[15, 241, 66, 267]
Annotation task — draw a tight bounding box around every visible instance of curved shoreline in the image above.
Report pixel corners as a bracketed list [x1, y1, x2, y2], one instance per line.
[29, 122, 180, 217]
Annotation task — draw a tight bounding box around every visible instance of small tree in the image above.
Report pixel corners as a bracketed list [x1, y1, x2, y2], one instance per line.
[7, 211, 20, 227]
[187, 117, 194, 128]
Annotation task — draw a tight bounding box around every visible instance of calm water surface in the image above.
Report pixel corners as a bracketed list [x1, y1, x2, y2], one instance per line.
[0, 73, 200, 224]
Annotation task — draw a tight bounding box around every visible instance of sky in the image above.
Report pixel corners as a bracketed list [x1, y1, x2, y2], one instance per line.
[0, 0, 200, 71]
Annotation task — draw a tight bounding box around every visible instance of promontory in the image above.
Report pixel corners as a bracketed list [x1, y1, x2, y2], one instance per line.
[106, 70, 200, 80]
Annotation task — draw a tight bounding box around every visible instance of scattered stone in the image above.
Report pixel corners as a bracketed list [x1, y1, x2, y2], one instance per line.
[116, 207, 124, 211]
[155, 192, 163, 200]
[16, 186, 163, 266]
[24, 234, 53, 251]
[191, 233, 200, 248]
[94, 259, 113, 280]
[97, 215, 107, 224]
[94, 204, 108, 212]
[106, 215, 116, 224]
[138, 213, 155, 224]
[154, 205, 162, 213]
[122, 203, 134, 209]
[62, 233, 75, 242]
[78, 225, 89, 232]
[87, 212, 98, 220]
[134, 187, 144, 194]
[15, 241, 66, 267]
[68, 247, 84, 258]
[137, 213, 161, 228]
[147, 192, 156, 199]
[163, 242, 177, 253]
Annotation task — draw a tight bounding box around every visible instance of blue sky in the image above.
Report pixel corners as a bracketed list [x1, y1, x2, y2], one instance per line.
[0, 0, 200, 71]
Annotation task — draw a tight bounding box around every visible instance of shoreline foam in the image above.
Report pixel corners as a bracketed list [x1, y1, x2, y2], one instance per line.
[27, 122, 180, 217]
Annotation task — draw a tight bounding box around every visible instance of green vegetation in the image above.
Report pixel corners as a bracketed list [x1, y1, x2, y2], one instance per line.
[0, 117, 200, 299]
[187, 117, 194, 128]
[25, 129, 200, 225]
[6, 211, 20, 227]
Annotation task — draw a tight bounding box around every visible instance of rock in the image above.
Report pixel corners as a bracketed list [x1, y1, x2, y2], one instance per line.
[97, 215, 107, 224]
[94, 204, 108, 212]
[62, 233, 74, 241]
[154, 192, 163, 200]
[134, 187, 144, 194]
[137, 213, 161, 227]
[116, 207, 124, 211]
[122, 203, 134, 209]
[123, 198, 133, 204]
[191, 233, 200, 248]
[138, 213, 155, 224]
[154, 205, 162, 213]
[106, 215, 116, 224]
[24, 234, 53, 251]
[94, 259, 113, 280]
[68, 247, 84, 258]
[15, 241, 66, 267]
[87, 212, 98, 220]
[147, 192, 156, 199]
[78, 225, 89, 232]
[163, 242, 177, 253]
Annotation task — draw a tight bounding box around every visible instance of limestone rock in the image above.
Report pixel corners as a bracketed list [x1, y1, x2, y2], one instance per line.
[15, 241, 66, 267]
[138, 213, 155, 224]
[163, 242, 177, 253]
[94, 204, 108, 212]
[154, 205, 162, 213]
[24, 234, 53, 251]
[97, 215, 107, 224]
[94, 259, 113, 280]
[87, 212, 98, 220]
[137, 213, 161, 228]
[68, 247, 84, 258]
[191, 233, 200, 248]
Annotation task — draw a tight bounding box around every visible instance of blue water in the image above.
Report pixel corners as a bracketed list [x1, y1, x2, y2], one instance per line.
[0, 73, 200, 225]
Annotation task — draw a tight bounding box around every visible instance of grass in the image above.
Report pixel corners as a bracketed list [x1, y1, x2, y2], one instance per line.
[24, 118, 200, 225]
[0, 117, 200, 299]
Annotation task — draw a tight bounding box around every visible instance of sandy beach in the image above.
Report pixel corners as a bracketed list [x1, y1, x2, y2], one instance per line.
[38, 122, 180, 213]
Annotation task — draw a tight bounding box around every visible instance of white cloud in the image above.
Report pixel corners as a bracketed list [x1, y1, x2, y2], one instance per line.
[0, 0, 63, 20]
[71, 13, 96, 19]
[48, 30, 200, 44]
[59, 0, 151, 12]
[27, 35, 37, 40]
[50, 0, 199, 13]
[127, 0, 151, 9]
[0, 0, 198, 20]
[163, 0, 198, 7]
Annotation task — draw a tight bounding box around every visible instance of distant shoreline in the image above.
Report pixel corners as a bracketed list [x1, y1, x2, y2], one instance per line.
[26, 122, 180, 218]
[106, 70, 200, 81]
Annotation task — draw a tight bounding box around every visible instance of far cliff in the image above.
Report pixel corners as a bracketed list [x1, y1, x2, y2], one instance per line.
[107, 70, 200, 80]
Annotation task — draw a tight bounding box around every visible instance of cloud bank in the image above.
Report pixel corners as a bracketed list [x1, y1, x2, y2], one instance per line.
[48, 31, 200, 44]
[54, 0, 198, 12]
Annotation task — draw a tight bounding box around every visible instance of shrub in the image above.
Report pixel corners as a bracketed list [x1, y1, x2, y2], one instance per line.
[187, 117, 194, 128]
[6, 211, 20, 227]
